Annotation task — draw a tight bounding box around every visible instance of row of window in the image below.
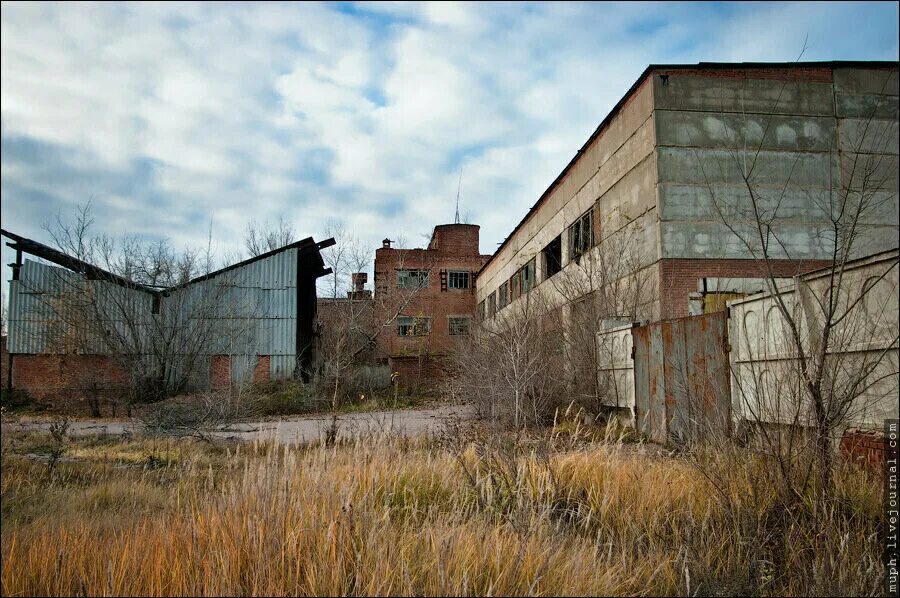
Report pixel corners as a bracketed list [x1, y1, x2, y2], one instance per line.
[396, 315, 471, 336]
[478, 207, 596, 320]
[395, 269, 471, 290]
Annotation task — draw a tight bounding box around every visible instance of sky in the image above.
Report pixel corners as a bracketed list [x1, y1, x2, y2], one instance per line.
[1, 1, 898, 296]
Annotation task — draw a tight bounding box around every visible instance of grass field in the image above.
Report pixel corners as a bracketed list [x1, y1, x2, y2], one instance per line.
[0, 421, 886, 596]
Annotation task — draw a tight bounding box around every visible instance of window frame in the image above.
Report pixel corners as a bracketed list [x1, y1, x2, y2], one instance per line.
[542, 235, 562, 280]
[396, 269, 430, 290]
[397, 315, 432, 336]
[447, 269, 470, 290]
[568, 210, 594, 261]
[448, 315, 471, 336]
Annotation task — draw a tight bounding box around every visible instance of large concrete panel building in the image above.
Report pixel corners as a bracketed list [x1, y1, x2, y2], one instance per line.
[476, 61, 899, 325]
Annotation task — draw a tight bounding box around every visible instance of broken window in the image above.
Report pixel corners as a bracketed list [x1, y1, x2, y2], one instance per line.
[487, 292, 497, 318]
[477, 300, 485, 321]
[568, 210, 594, 262]
[522, 258, 535, 293]
[397, 315, 431, 336]
[396, 269, 429, 289]
[498, 281, 509, 309]
[510, 271, 521, 301]
[542, 235, 562, 279]
[448, 316, 471, 336]
[448, 270, 470, 289]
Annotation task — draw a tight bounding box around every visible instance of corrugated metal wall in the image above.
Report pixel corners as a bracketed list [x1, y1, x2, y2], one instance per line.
[7, 248, 302, 386]
[8, 260, 154, 355]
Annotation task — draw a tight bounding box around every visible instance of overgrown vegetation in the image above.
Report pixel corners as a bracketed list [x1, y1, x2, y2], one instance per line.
[0, 424, 884, 596]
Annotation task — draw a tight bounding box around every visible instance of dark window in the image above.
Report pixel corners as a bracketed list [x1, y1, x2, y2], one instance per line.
[397, 315, 431, 336]
[487, 292, 497, 317]
[522, 258, 536, 293]
[542, 235, 562, 279]
[477, 300, 485, 321]
[448, 270, 470, 289]
[510, 271, 521, 301]
[498, 281, 509, 309]
[568, 210, 593, 261]
[448, 316, 471, 336]
[397, 269, 429, 289]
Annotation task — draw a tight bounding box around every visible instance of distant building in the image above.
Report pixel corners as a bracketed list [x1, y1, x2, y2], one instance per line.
[374, 224, 491, 390]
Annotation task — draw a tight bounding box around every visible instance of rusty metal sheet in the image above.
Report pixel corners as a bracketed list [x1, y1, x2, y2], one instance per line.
[632, 325, 652, 438]
[632, 311, 733, 445]
[649, 324, 667, 444]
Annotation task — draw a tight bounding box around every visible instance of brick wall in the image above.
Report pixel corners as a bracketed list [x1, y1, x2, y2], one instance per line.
[211, 354, 271, 390]
[374, 224, 491, 390]
[658, 258, 832, 319]
[254, 356, 271, 383]
[10, 353, 127, 407]
[210, 355, 232, 390]
[841, 427, 888, 473]
[1, 336, 8, 391]
[388, 354, 447, 394]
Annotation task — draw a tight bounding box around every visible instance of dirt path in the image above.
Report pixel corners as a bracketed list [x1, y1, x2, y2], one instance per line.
[3, 404, 473, 445]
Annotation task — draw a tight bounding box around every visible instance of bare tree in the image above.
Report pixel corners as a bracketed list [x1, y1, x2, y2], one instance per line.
[448, 291, 566, 429]
[244, 216, 295, 257]
[20, 203, 260, 415]
[545, 208, 656, 415]
[687, 64, 899, 503]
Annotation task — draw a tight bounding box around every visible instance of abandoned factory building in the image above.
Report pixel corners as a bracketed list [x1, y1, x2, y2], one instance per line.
[2, 60, 898, 402]
[476, 61, 899, 326]
[2, 229, 334, 403]
[374, 224, 492, 387]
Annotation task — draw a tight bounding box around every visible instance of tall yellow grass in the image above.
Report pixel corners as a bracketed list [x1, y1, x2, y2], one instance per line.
[0, 429, 885, 596]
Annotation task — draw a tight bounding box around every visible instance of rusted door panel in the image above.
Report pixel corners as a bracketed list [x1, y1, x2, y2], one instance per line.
[702, 312, 732, 437]
[649, 325, 667, 444]
[633, 326, 651, 437]
[631, 311, 732, 445]
[665, 320, 691, 442]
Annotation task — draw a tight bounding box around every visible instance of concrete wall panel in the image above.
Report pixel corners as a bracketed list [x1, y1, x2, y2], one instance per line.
[653, 75, 835, 115]
[833, 68, 899, 96]
[656, 110, 836, 151]
[836, 92, 900, 119]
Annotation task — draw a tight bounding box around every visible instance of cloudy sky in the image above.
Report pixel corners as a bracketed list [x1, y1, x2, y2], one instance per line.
[2, 1, 898, 291]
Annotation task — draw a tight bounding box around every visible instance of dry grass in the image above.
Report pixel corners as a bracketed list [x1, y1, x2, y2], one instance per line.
[0, 425, 885, 596]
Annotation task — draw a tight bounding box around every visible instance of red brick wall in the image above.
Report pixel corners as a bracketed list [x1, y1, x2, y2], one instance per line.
[11, 354, 127, 403]
[427, 224, 482, 255]
[254, 356, 270, 383]
[374, 225, 491, 367]
[658, 258, 832, 319]
[210, 355, 231, 390]
[211, 354, 271, 389]
[388, 355, 447, 394]
[1, 336, 8, 391]
[841, 428, 888, 473]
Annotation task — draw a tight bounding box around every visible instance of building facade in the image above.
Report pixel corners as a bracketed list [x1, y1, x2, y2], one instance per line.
[476, 61, 899, 327]
[374, 224, 491, 389]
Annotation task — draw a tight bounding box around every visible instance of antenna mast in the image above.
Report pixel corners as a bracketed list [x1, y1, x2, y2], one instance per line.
[454, 168, 463, 224]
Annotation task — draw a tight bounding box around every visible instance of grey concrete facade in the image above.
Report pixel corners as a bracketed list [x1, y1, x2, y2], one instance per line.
[476, 62, 899, 323]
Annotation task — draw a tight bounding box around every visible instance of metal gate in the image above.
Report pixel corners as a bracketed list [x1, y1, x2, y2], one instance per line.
[632, 311, 731, 444]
